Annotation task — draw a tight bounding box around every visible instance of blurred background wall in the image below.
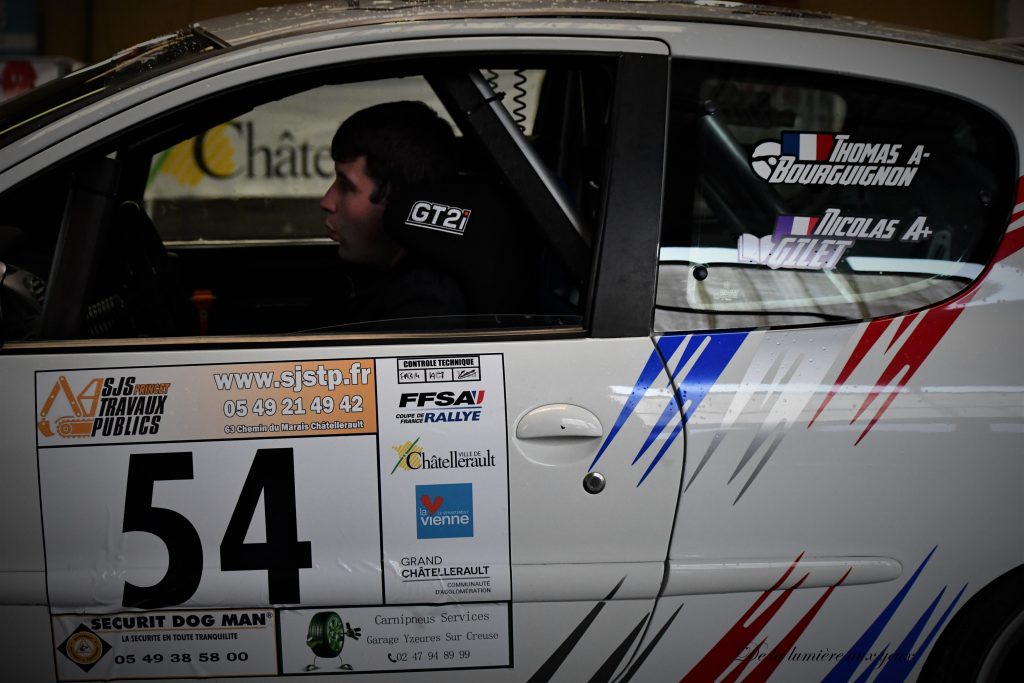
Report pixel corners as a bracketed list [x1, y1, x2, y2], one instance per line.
[1, 0, 1022, 63]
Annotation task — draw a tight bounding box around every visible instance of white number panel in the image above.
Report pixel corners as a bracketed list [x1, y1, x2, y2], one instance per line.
[35, 355, 512, 680]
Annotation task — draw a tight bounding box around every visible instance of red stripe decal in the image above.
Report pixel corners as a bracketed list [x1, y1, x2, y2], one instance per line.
[994, 224, 1024, 264]
[885, 312, 918, 352]
[808, 319, 888, 428]
[680, 555, 806, 683]
[813, 175, 1024, 441]
[995, 176, 1024, 263]
[721, 639, 766, 683]
[743, 568, 851, 683]
[852, 301, 972, 443]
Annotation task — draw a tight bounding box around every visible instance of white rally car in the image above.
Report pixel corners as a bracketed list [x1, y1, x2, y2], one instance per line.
[0, 2, 1021, 681]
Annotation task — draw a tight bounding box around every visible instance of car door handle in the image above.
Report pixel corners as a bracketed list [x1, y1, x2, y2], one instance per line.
[516, 404, 603, 439]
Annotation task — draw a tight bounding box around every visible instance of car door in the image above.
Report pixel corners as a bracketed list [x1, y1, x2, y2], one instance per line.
[622, 22, 1024, 683]
[0, 27, 685, 682]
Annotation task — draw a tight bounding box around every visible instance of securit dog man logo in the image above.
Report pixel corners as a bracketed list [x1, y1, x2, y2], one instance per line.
[38, 375, 172, 439]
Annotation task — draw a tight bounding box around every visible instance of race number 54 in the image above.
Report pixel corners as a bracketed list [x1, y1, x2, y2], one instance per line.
[121, 448, 312, 609]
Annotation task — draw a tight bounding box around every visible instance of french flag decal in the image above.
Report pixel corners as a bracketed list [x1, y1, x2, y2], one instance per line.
[773, 215, 819, 241]
[782, 132, 834, 161]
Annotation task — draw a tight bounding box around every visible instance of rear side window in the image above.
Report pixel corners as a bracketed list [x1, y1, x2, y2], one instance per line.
[657, 60, 1017, 331]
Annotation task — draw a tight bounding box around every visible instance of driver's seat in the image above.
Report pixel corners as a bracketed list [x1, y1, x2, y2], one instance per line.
[110, 201, 198, 336]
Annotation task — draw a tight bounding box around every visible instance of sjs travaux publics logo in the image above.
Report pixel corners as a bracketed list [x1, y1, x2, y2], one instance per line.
[38, 375, 171, 439]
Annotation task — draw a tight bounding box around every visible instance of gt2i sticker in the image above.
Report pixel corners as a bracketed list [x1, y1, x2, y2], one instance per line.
[750, 132, 929, 186]
[737, 209, 935, 270]
[36, 354, 511, 680]
[52, 609, 277, 680]
[278, 603, 510, 674]
[405, 200, 472, 235]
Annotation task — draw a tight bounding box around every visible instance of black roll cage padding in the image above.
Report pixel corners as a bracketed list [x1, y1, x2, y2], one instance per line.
[696, 111, 789, 232]
[40, 156, 121, 340]
[0, 261, 6, 345]
[426, 70, 592, 286]
[586, 53, 669, 338]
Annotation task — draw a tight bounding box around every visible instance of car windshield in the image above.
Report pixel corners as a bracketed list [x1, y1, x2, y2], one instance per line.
[0, 27, 222, 148]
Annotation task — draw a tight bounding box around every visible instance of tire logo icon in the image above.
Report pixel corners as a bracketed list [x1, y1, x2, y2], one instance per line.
[304, 611, 361, 671]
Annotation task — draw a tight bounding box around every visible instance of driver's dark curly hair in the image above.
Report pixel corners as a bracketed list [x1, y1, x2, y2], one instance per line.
[331, 100, 458, 204]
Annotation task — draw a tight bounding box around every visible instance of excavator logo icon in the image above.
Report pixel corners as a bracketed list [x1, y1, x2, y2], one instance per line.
[38, 376, 103, 438]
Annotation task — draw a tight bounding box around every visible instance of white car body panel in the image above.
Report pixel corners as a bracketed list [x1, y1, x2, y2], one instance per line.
[0, 4, 1021, 681]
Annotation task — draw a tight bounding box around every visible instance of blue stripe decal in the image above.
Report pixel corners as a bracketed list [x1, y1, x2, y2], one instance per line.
[629, 333, 707, 466]
[588, 336, 684, 472]
[678, 333, 747, 423]
[873, 588, 945, 683]
[634, 333, 747, 484]
[638, 420, 684, 486]
[631, 391, 680, 466]
[669, 334, 703, 380]
[592, 332, 745, 484]
[821, 546, 936, 683]
[873, 584, 966, 683]
[851, 644, 889, 683]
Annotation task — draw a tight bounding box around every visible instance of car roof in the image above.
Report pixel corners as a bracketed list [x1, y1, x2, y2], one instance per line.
[197, 0, 1024, 64]
[2, 0, 1019, 152]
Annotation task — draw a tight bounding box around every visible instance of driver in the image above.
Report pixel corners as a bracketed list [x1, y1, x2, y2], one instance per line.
[320, 101, 465, 326]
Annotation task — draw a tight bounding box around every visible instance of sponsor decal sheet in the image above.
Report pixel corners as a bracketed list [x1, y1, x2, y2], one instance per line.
[35, 355, 511, 680]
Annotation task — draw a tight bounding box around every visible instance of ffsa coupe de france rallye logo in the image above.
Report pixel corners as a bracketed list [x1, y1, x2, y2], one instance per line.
[750, 132, 930, 186]
[38, 375, 171, 439]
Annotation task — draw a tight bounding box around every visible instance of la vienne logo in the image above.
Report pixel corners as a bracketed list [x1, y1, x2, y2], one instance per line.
[415, 483, 474, 539]
[38, 375, 172, 438]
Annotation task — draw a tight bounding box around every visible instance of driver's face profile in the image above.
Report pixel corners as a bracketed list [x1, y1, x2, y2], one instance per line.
[320, 155, 390, 266]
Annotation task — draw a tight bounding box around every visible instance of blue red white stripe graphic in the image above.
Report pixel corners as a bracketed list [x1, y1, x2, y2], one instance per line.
[782, 132, 835, 161]
[678, 554, 850, 683]
[591, 333, 747, 485]
[822, 547, 964, 683]
[810, 175, 1024, 443]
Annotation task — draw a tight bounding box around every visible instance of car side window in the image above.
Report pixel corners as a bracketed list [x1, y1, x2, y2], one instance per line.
[145, 73, 545, 244]
[0, 58, 614, 343]
[657, 60, 1016, 332]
